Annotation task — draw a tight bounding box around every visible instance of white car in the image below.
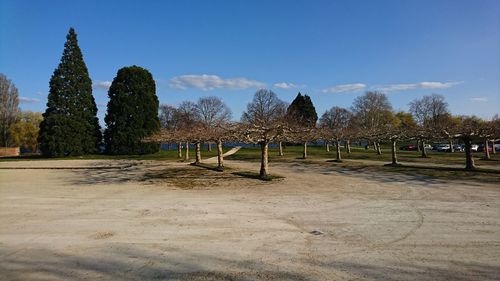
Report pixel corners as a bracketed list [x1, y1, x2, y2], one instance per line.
[436, 144, 450, 152]
[471, 144, 479, 152]
[423, 144, 432, 150]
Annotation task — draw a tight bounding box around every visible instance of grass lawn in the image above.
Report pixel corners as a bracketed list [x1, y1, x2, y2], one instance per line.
[225, 145, 500, 167]
[0, 146, 226, 162]
[225, 145, 500, 183]
[3, 144, 499, 183]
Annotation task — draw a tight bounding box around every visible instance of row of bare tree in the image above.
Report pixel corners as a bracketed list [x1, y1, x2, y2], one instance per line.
[146, 90, 500, 179]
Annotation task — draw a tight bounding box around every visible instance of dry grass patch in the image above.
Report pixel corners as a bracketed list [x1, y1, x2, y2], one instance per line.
[142, 163, 282, 189]
[91, 231, 115, 240]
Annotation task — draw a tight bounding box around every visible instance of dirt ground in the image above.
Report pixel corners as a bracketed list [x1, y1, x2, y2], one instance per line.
[0, 159, 499, 281]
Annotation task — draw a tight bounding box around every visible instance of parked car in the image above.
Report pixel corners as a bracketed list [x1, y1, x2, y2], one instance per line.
[435, 144, 450, 152]
[495, 143, 500, 152]
[477, 144, 493, 153]
[399, 144, 417, 151]
[452, 144, 464, 152]
[471, 144, 479, 152]
[423, 144, 432, 150]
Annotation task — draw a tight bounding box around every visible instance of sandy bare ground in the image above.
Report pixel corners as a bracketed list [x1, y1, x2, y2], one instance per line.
[0, 159, 499, 281]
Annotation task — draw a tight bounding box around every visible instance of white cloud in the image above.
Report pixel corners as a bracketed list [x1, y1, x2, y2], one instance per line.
[169, 74, 266, 91]
[321, 83, 366, 93]
[273, 82, 299, 89]
[374, 81, 462, 92]
[19, 97, 41, 103]
[93, 80, 112, 91]
[470, 97, 488, 102]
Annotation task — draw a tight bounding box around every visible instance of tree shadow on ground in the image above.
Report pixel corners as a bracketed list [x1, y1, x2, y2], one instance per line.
[1, 244, 498, 281]
[0, 245, 314, 281]
[142, 166, 239, 189]
[66, 161, 146, 185]
[283, 160, 498, 187]
[66, 160, 281, 189]
[317, 260, 500, 281]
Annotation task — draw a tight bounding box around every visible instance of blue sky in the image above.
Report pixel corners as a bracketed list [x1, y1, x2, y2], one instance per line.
[1, 0, 499, 124]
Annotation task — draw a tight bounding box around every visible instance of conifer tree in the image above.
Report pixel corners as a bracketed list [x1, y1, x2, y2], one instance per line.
[286, 93, 318, 127]
[38, 28, 101, 156]
[286, 93, 318, 158]
[104, 66, 160, 155]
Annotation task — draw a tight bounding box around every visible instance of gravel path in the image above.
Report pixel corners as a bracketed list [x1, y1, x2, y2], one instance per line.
[1, 159, 499, 280]
[203, 146, 242, 164]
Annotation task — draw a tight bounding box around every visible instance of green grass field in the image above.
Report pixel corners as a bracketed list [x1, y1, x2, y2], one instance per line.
[225, 145, 500, 167]
[3, 144, 498, 167]
[0, 146, 225, 162]
[223, 145, 500, 183]
[2, 144, 499, 183]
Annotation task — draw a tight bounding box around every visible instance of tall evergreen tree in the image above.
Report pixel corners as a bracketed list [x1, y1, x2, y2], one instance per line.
[286, 93, 318, 158]
[38, 28, 101, 156]
[104, 66, 160, 155]
[286, 92, 318, 127]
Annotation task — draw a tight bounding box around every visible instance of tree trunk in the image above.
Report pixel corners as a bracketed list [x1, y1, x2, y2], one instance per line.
[464, 138, 475, 170]
[177, 142, 182, 159]
[335, 139, 342, 162]
[195, 142, 201, 164]
[376, 142, 382, 155]
[448, 139, 454, 153]
[278, 141, 284, 156]
[492, 140, 496, 155]
[484, 139, 491, 160]
[373, 141, 377, 152]
[260, 141, 269, 179]
[303, 141, 308, 159]
[346, 139, 351, 154]
[185, 141, 190, 161]
[325, 142, 330, 152]
[391, 139, 398, 165]
[207, 142, 212, 152]
[417, 140, 421, 152]
[420, 140, 428, 158]
[217, 140, 223, 170]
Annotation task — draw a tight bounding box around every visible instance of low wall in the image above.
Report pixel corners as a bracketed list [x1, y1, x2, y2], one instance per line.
[0, 147, 20, 157]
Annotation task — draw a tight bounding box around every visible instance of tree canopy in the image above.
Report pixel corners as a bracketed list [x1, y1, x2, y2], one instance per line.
[286, 92, 318, 127]
[0, 73, 20, 147]
[104, 65, 160, 155]
[38, 28, 101, 156]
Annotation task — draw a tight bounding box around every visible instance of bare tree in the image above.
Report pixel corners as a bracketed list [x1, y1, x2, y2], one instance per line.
[481, 116, 500, 160]
[159, 104, 180, 130]
[453, 116, 491, 170]
[195, 96, 232, 170]
[177, 101, 200, 162]
[159, 104, 180, 152]
[241, 89, 288, 179]
[0, 74, 20, 147]
[409, 94, 449, 157]
[351, 91, 393, 155]
[384, 111, 417, 166]
[490, 115, 500, 155]
[319, 107, 352, 162]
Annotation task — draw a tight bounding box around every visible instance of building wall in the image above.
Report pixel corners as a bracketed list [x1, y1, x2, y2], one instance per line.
[0, 147, 20, 157]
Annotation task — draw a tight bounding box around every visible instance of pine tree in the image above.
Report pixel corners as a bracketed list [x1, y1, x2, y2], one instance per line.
[104, 66, 160, 155]
[38, 28, 101, 156]
[286, 92, 318, 127]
